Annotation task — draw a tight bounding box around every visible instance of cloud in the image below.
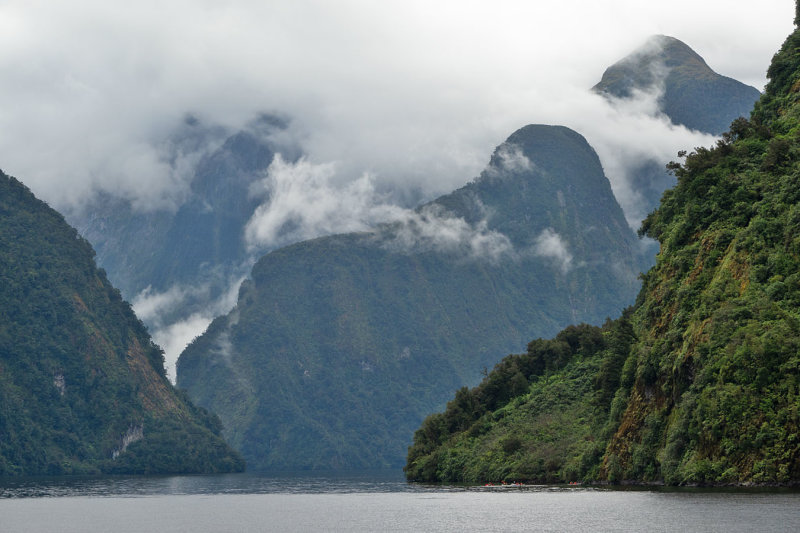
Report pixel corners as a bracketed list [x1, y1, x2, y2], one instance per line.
[581, 90, 718, 227]
[245, 154, 514, 262]
[532, 228, 573, 274]
[486, 143, 534, 177]
[244, 154, 407, 249]
[150, 313, 214, 383]
[132, 275, 245, 382]
[0, 0, 790, 219]
[380, 204, 514, 262]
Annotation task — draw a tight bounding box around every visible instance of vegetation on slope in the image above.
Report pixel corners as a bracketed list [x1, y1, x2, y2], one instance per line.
[0, 171, 244, 475]
[405, 317, 635, 482]
[406, 16, 800, 486]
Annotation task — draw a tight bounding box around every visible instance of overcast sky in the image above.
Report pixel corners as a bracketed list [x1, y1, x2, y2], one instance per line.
[0, 0, 794, 212]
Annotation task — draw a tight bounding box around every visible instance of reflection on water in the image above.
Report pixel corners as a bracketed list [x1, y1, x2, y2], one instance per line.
[0, 470, 403, 498]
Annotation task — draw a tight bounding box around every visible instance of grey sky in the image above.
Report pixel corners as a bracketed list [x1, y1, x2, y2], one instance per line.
[0, 0, 793, 212]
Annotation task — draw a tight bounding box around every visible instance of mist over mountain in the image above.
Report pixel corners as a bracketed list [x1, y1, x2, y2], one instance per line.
[406, 14, 800, 486]
[593, 35, 760, 227]
[177, 124, 645, 470]
[0, 170, 243, 475]
[67, 113, 304, 378]
[594, 35, 760, 135]
[62, 36, 757, 381]
[59, 34, 765, 470]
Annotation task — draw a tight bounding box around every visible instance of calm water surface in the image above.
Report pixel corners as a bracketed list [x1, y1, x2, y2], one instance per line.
[1, 471, 799, 532]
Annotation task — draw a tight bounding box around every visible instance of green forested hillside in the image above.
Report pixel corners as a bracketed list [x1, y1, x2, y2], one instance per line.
[406, 18, 800, 486]
[0, 171, 244, 475]
[178, 124, 645, 470]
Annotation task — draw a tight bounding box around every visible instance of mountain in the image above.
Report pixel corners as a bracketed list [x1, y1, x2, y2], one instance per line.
[594, 35, 760, 135]
[68, 38, 759, 372]
[68, 114, 301, 361]
[406, 18, 800, 485]
[0, 170, 244, 475]
[594, 35, 761, 227]
[177, 124, 646, 470]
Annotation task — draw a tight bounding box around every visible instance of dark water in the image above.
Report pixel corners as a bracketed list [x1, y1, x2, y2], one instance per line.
[2, 471, 799, 532]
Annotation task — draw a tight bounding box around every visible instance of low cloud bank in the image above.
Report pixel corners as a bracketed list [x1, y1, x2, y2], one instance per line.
[533, 228, 573, 274]
[380, 204, 514, 263]
[244, 154, 406, 249]
[1, 1, 787, 219]
[132, 276, 245, 382]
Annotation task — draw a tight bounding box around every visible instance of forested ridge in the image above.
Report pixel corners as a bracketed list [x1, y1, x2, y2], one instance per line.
[0, 171, 244, 475]
[406, 12, 800, 486]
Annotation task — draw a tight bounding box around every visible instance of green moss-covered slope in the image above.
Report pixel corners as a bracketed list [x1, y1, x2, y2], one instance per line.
[407, 16, 800, 486]
[0, 170, 244, 475]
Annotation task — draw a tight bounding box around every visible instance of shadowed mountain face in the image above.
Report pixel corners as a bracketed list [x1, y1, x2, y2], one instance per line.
[0, 170, 243, 475]
[177, 124, 647, 470]
[593, 35, 760, 135]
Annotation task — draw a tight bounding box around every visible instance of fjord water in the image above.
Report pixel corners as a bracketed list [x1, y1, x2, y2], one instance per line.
[2, 471, 799, 532]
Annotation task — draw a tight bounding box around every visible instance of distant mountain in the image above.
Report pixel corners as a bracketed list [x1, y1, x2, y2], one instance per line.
[177, 124, 647, 470]
[594, 35, 760, 135]
[0, 170, 243, 475]
[70, 38, 759, 366]
[594, 35, 761, 227]
[69, 114, 301, 340]
[406, 17, 800, 486]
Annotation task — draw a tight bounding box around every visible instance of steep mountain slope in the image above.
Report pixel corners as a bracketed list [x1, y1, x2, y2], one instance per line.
[594, 35, 761, 227]
[178, 124, 646, 470]
[0, 170, 244, 475]
[406, 19, 800, 486]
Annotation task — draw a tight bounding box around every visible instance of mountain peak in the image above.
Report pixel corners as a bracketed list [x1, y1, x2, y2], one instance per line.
[593, 35, 713, 98]
[177, 123, 643, 470]
[593, 35, 760, 134]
